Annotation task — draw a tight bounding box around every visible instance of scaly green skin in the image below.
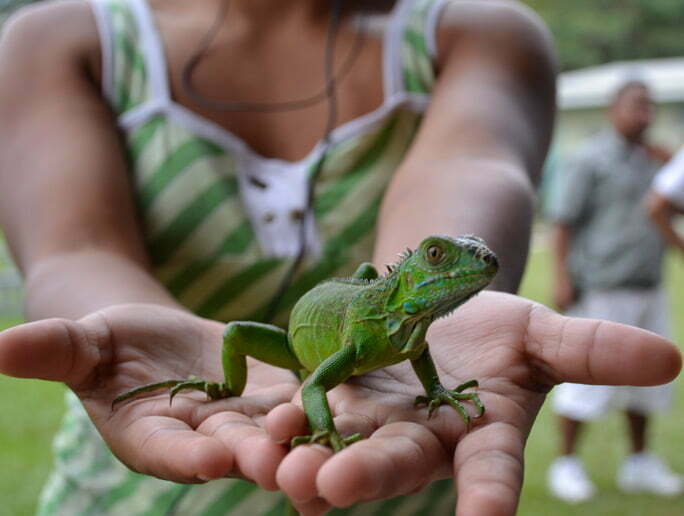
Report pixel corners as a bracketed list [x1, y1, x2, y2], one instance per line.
[113, 235, 499, 454]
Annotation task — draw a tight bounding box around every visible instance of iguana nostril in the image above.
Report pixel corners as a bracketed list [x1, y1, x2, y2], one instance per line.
[484, 253, 499, 269]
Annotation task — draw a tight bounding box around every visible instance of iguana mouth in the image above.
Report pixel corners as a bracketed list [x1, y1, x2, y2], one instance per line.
[416, 271, 492, 289]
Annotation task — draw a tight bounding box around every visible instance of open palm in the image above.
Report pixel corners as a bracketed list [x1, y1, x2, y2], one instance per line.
[268, 292, 680, 515]
[0, 304, 302, 490]
[0, 294, 679, 516]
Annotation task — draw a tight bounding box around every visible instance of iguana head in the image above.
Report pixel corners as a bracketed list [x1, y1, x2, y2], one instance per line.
[387, 235, 498, 321]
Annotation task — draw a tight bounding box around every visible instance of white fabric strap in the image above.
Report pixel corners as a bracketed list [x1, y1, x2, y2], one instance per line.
[127, 0, 171, 103]
[425, 0, 451, 60]
[89, 0, 116, 104]
[94, 0, 434, 260]
[383, 0, 413, 98]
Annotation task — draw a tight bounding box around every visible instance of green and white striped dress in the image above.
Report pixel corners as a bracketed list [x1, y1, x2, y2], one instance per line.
[38, 0, 458, 513]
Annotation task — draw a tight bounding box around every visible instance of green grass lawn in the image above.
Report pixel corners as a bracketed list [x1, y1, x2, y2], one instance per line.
[0, 247, 682, 515]
[516, 248, 684, 516]
[0, 318, 65, 516]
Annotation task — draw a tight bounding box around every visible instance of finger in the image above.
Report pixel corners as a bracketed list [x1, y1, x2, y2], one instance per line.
[275, 412, 379, 503]
[266, 403, 309, 444]
[201, 411, 289, 490]
[266, 404, 377, 445]
[290, 497, 331, 516]
[453, 422, 524, 516]
[113, 415, 234, 483]
[0, 317, 102, 386]
[276, 412, 384, 503]
[315, 422, 448, 507]
[527, 304, 682, 386]
[278, 445, 331, 503]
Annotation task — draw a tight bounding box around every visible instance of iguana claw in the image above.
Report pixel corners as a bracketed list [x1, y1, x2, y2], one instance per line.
[168, 376, 232, 403]
[112, 376, 232, 409]
[290, 430, 363, 453]
[414, 379, 484, 424]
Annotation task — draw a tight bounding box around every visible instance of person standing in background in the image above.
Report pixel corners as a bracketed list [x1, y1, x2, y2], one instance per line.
[547, 79, 683, 503]
[647, 147, 684, 253]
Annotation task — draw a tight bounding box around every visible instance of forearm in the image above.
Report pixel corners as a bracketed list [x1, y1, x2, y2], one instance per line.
[23, 249, 183, 321]
[375, 157, 535, 293]
[372, 3, 555, 294]
[653, 219, 684, 254]
[646, 191, 684, 254]
[551, 224, 572, 282]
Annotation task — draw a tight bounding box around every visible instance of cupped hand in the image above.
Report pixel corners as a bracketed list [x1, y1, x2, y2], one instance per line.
[269, 291, 681, 516]
[0, 303, 300, 489]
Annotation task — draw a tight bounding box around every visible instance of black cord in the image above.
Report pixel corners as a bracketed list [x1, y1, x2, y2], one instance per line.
[180, 0, 360, 324]
[261, 0, 344, 323]
[181, 0, 366, 113]
[166, 4, 353, 513]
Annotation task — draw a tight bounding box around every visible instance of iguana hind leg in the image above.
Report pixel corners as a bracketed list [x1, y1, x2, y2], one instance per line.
[112, 322, 302, 407]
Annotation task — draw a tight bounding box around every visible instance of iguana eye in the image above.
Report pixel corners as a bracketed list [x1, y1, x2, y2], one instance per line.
[426, 244, 445, 264]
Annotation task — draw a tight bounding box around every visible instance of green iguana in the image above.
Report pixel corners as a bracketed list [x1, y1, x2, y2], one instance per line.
[113, 234, 498, 453]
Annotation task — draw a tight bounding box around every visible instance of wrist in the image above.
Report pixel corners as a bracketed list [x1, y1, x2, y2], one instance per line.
[23, 250, 180, 320]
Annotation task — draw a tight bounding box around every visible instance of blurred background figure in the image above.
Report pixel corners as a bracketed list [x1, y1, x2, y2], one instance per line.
[647, 148, 684, 254]
[546, 79, 683, 503]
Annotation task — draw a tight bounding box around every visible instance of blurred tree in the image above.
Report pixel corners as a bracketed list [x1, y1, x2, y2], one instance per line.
[525, 0, 684, 70]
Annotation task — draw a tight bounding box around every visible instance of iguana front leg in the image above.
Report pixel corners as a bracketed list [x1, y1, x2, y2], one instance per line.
[112, 322, 301, 406]
[411, 346, 484, 425]
[291, 345, 363, 452]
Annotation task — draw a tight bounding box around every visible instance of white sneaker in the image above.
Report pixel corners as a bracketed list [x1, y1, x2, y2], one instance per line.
[547, 455, 596, 503]
[617, 452, 684, 496]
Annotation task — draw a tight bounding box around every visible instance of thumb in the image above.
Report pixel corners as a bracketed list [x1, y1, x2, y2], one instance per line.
[0, 315, 104, 387]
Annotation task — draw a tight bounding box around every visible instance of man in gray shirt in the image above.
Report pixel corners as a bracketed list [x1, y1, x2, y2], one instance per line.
[547, 80, 682, 502]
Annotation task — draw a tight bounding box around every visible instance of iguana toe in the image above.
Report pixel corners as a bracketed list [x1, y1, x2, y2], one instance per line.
[112, 376, 232, 409]
[414, 381, 484, 424]
[169, 379, 208, 403]
[112, 380, 186, 409]
[453, 379, 479, 393]
[290, 430, 363, 453]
